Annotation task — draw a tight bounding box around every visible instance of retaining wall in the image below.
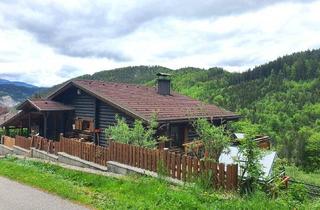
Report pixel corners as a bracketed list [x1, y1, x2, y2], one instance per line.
[57, 152, 108, 172]
[0, 144, 14, 155]
[31, 148, 58, 162]
[13, 146, 30, 157]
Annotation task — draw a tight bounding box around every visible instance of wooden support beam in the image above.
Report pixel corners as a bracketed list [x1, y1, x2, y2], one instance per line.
[28, 112, 31, 135]
[43, 112, 48, 138]
[94, 98, 98, 145]
[166, 123, 171, 148]
[184, 126, 189, 144]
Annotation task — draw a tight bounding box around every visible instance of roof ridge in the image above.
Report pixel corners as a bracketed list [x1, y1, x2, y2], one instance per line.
[73, 79, 155, 89]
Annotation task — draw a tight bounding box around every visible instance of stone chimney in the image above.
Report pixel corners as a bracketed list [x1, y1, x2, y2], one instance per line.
[157, 73, 171, 95]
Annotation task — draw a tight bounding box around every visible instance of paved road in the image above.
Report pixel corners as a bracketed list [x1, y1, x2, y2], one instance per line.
[0, 177, 89, 210]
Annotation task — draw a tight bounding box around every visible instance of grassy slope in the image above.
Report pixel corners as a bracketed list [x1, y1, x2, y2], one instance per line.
[286, 166, 320, 186]
[0, 157, 319, 210]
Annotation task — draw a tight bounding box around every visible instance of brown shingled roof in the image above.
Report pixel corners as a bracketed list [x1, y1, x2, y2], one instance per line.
[17, 99, 74, 111]
[0, 111, 21, 126]
[50, 80, 238, 122]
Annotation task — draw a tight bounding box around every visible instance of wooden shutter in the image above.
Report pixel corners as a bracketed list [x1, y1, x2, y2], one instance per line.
[89, 120, 95, 132]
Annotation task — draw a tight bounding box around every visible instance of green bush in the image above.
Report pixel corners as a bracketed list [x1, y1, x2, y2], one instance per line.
[193, 118, 230, 162]
[287, 183, 308, 203]
[105, 114, 159, 148]
[238, 130, 263, 195]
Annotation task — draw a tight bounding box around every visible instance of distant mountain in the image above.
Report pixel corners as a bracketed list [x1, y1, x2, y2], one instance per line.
[0, 79, 37, 88]
[0, 79, 45, 107]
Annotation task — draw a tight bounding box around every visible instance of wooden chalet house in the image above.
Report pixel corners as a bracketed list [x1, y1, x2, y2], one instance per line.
[0, 74, 239, 148]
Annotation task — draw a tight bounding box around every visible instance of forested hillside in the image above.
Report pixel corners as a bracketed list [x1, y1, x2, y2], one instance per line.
[77, 49, 320, 171]
[79, 66, 172, 84]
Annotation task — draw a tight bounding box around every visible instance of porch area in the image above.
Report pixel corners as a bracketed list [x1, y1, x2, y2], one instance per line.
[1, 99, 74, 140]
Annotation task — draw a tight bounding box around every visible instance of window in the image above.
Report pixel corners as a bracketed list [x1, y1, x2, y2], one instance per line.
[74, 118, 94, 132]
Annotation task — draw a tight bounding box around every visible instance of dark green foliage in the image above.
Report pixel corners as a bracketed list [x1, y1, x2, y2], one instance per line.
[171, 50, 320, 172]
[238, 132, 263, 195]
[1, 127, 29, 137]
[78, 65, 173, 84]
[105, 114, 158, 148]
[193, 118, 230, 162]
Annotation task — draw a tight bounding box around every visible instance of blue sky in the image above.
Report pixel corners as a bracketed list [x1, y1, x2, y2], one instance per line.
[0, 0, 319, 87]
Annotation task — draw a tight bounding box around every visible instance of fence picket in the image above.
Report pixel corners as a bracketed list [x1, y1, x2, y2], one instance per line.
[176, 154, 181, 180]
[152, 150, 156, 172]
[219, 163, 225, 189]
[226, 165, 233, 190]
[193, 157, 199, 178]
[187, 156, 192, 181]
[182, 155, 187, 181]
[171, 153, 176, 178]
[165, 151, 170, 176]
[211, 162, 218, 189]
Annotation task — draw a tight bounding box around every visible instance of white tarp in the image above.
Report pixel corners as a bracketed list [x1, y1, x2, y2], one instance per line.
[219, 146, 277, 179]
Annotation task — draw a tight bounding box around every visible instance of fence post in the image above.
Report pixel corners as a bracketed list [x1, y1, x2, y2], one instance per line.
[232, 164, 238, 190]
[187, 156, 192, 181]
[200, 159, 204, 174]
[226, 164, 232, 190]
[211, 162, 218, 189]
[170, 153, 175, 178]
[181, 155, 187, 181]
[176, 153, 181, 180]
[193, 157, 199, 178]
[110, 141, 113, 161]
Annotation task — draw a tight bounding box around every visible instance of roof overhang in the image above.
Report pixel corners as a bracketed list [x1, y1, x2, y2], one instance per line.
[17, 99, 74, 112]
[0, 111, 24, 127]
[157, 115, 241, 124]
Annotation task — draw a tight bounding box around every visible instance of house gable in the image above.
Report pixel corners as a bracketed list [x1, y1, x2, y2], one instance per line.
[52, 84, 134, 146]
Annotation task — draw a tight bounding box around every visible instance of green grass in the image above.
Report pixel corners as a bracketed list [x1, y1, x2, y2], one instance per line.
[0, 157, 319, 210]
[286, 166, 320, 186]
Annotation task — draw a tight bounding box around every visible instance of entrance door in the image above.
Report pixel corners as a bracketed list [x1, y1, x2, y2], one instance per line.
[170, 125, 185, 147]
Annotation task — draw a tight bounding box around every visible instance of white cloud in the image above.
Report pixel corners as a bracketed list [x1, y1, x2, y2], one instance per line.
[0, 0, 319, 86]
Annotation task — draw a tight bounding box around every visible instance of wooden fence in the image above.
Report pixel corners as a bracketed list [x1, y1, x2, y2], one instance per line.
[14, 135, 109, 166]
[59, 136, 108, 166]
[5, 135, 238, 190]
[109, 141, 238, 190]
[2, 136, 15, 148]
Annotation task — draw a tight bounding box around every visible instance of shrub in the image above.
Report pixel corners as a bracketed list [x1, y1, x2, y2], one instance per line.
[238, 130, 263, 195]
[193, 118, 230, 162]
[105, 114, 159, 148]
[105, 116, 131, 144]
[287, 183, 308, 203]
